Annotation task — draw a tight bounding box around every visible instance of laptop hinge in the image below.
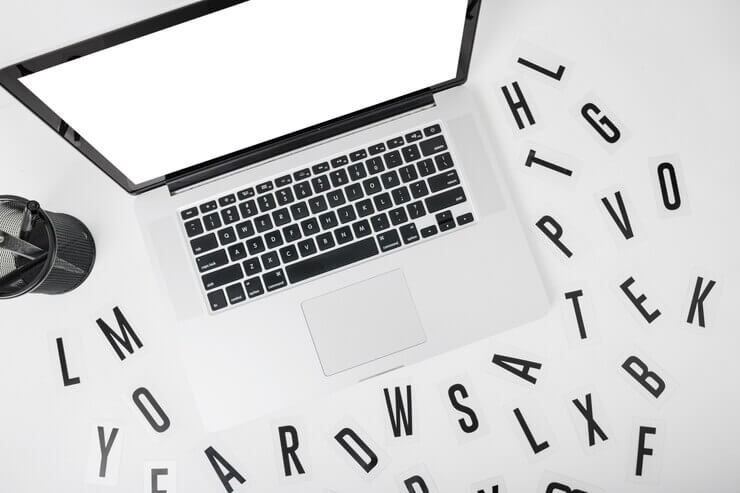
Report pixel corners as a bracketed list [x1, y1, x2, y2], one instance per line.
[166, 90, 435, 195]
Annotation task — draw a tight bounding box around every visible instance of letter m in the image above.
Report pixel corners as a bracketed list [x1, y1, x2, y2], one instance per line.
[96, 306, 143, 360]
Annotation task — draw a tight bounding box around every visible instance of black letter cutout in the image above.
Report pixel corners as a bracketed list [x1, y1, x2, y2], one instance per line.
[447, 383, 480, 434]
[383, 385, 413, 438]
[477, 486, 499, 493]
[278, 425, 306, 477]
[622, 356, 665, 398]
[636, 426, 657, 477]
[572, 393, 608, 446]
[151, 468, 168, 493]
[334, 428, 379, 474]
[97, 426, 119, 478]
[56, 337, 81, 386]
[601, 191, 634, 239]
[657, 162, 681, 211]
[564, 290, 587, 339]
[546, 482, 586, 493]
[404, 475, 430, 493]
[525, 149, 573, 176]
[96, 306, 143, 361]
[501, 82, 536, 130]
[536, 215, 573, 258]
[492, 354, 542, 385]
[620, 277, 661, 323]
[132, 387, 170, 433]
[513, 408, 549, 454]
[581, 102, 621, 144]
[687, 276, 717, 328]
[204, 446, 246, 493]
[517, 57, 566, 81]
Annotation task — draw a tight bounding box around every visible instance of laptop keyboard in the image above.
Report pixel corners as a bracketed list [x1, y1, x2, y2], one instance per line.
[179, 122, 476, 313]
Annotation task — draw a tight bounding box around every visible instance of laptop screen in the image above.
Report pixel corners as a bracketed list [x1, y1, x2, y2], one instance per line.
[16, 0, 468, 187]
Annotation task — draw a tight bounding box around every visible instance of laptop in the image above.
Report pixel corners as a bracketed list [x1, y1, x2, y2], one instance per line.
[0, 0, 548, 430]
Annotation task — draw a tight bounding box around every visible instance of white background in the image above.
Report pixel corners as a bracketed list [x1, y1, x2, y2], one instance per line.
[1, 1, 739, 492]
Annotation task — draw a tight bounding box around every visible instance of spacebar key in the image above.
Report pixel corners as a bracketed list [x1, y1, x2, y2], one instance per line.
[286, 238, 379, 284]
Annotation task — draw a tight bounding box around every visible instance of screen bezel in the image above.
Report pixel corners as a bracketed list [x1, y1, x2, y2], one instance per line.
[0, 0, 481, 194]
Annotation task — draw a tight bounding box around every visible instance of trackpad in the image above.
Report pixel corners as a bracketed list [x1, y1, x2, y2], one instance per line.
[301, 270, 426, 376]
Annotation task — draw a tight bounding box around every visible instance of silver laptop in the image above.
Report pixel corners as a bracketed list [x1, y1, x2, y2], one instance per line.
[0, 0, 548, 430]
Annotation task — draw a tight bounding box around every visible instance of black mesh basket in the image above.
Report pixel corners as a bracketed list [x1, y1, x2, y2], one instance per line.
[0, 195, 96, 298]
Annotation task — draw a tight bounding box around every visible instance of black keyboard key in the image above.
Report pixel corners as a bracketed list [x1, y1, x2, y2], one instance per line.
[208, 290, 228, 311]
[417, 158, 435, 177]
[235, 220, 255, 239]
[337, 205, 357, 224]
[371, 213, 390, 232]
[203, 213, 222, 231]
[244, 277, 264, 298]
[297, 238, 317, 257]
[264, 269, 288, 291]
[275, 175, 293, 187]
[301, 217, 320, 236]
[349, 150, 367, 162]
[276, 187, 295, 206]
[421, 225, 438, 238]
[366, 157, 385, 175]
[330, 169, 349, 188]
[420, 135, 448, 156]
[265, 230, 284, 249]
[226, 283, 246, 304]
[293, 168, 311, 181]
[407, 201, 426, 219]
[327, 189, 346, 208]
[428, 170, 460, 193]
[202, 264, 243, 290]
[261, 251, 280, 270]
[200, 201, 217, 213]
[312, 175, 331, 194]
[334, 225, 353, 245]
[352, 219, 372, 238]
[191, 233, 218, 255]
[348, 163, 367, 181]
[246, 236, 266, 255]
[399, 165, 418, 183]
[457, 212, 474, 226]
[369, 142, 386, 155]
[423, 124, 442, 137]
[377, 229, 402, 252]
[185, 218, 204, 237]
[257, 181, 274, 194]
[294, 181, 313, 199]
[345, 183, 364, 201]
[279, 244, 299, 263]
[373, 192, 393, 211]
[380, 171, 400, 190]
[331, 155, 349, 168]
[356, 199, 375, 217]
[219, 194, 237, 207]
[237, 188, 255, 200]
[400, 223, 420, 244]
[402, 144, 421, 163]
[363, 177, 382, 195]
[387, 136, 405, 149]
[392, 186, 411, 205]
[228, 243, 248, 262]
[317, 232, 335, 251]
[258, 194, 277, 212]
[272, 208, 291, 227]
[389, 207, 408, 226]
[319, 211, 339, 230]
[290, 201, 310, 221]
[384, 150, 403, 168]
[405, 130, 423, 142]
[440, 219, 455, 231]
[312, 162, 330, 174]
[243, 258, 262, 276]
[239, 199, 258, 218]
[410, 180, 430, 199]
[181, 207, 198, 220]
[196, 249, 229, 273]
[217, 227, 237, 245]
[308, 195, 328, 214]
[283, 224, 302, 243]
[435, 152, 454, 170]
[286, 238, 379, 284]
[254, 214, 273, 233]
[221, 206, 239, 225]
[425, 187, 467, 213]
[436, 210, 454, 227]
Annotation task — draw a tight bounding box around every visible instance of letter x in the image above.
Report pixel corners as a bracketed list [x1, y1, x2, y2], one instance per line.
[572, 393, 608, 446]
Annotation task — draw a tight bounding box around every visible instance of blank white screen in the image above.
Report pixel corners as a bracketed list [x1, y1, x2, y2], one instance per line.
[19, 0, 467, 184]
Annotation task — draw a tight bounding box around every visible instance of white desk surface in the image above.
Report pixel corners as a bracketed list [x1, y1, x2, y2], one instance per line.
[2, 1, 739, 491]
